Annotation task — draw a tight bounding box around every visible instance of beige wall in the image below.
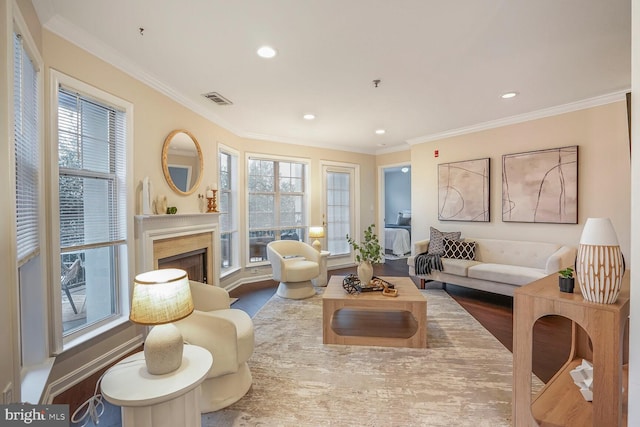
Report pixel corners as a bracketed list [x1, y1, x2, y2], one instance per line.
[410, 101, 631, 259]
[40, 28, 379, 389]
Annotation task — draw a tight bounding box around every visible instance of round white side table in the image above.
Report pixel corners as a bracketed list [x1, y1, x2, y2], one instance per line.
[101, 345, 212, 427]
[313, 250, 331, 287]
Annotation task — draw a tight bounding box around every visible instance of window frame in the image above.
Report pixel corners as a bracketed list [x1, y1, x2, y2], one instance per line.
[245, 153, 310, 266]
[11, 2, 49, 403]
[49, 70, 134, 353]
[218, 143, 240, 277]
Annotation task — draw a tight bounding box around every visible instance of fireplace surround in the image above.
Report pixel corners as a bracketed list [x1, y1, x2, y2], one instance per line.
[135, 213, 221, 286]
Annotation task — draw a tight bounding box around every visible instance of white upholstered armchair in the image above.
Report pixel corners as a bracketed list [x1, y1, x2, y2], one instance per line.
[267, 240, 320, 299]
[173, 281, 254, 412]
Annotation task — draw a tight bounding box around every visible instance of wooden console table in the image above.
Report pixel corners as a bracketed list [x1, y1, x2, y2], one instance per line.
[513, 271, 629, 426]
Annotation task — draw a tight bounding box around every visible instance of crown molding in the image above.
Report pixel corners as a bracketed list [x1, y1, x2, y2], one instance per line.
[406, 90, 630, 145]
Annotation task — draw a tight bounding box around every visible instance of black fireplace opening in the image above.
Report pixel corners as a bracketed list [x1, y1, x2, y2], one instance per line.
[158, 248, 207, 284]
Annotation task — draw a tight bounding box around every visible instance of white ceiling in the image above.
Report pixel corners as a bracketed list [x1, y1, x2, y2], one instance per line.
[31, 0, 631, 154]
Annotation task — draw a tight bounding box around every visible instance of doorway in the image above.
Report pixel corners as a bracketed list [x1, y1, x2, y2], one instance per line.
[379, 164, 412, 259]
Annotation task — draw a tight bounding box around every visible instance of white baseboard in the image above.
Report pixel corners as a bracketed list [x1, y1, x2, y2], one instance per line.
[43, 334, 143, 404]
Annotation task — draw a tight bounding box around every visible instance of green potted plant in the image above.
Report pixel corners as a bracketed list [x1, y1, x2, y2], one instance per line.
[346, 224, 383, 285]
[558, 267, 575, 293]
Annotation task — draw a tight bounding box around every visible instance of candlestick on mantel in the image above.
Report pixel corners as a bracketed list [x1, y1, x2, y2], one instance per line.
[206, 189, 218, 213]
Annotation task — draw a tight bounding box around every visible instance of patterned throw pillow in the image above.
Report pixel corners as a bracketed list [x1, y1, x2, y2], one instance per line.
[443, 238, 476, 260]
[427, 227, 462, 255]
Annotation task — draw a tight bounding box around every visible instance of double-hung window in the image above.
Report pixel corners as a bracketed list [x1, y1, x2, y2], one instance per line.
[54, 76, 130, 342]
[219, 146, 239, 275]
[13, 17, 47, 379]
[247, 156, 308, 263]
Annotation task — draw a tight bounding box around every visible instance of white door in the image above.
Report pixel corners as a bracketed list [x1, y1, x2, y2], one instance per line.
[322, 162, 359, 265]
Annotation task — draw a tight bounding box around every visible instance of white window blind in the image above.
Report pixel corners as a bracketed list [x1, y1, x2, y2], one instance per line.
[58, 87, 126, 251]
[13, 31, 40, 265]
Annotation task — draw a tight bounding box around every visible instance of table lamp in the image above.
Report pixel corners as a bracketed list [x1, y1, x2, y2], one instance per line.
[576, 217, 624, 304]
[309, 226, 325, 252]
[130, 268, 194, 375]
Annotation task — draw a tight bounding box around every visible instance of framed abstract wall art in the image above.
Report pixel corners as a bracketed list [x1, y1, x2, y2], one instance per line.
[438, 158, 490, 222]
[502, 145, 578, 223]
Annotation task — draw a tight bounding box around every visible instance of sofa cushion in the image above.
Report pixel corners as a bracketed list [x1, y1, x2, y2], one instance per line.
[427, 227, 462, 255]
[443, 238, 476, 260]
[473, 239, 562, 270]
[442, 258, 481, 276]
[467, 263, 547, 286]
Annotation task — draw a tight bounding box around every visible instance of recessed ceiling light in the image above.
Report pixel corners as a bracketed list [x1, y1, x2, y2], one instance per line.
[303, 113, 315, 120]
[375, 129, 386, 135]
[257, 46, 277, 58]
[501, 91, 518, 99]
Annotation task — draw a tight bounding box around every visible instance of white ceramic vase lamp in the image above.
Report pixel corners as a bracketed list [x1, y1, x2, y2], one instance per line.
[575, 218, 624, 304]
[309, 226, 325, 252]
[130, 268, 194, 375]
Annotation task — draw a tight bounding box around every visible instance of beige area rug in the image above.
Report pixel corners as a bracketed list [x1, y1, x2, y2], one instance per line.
[203, 288, 542, 427]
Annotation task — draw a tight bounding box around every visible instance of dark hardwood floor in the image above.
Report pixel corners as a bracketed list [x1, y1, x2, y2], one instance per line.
[230, 257, 572, 383]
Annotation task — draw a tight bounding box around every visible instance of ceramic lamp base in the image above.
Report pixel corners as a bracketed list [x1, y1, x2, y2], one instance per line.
[144, 323, 184, 375]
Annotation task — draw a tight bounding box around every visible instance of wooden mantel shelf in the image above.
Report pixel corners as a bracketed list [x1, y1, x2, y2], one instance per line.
[512, 271, 630, 427]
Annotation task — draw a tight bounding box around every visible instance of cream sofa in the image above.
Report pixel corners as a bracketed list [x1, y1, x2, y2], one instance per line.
[407, 238, 576, 296]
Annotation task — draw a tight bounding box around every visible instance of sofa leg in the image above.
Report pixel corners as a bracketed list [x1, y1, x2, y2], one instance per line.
[420, 278, 425, 289]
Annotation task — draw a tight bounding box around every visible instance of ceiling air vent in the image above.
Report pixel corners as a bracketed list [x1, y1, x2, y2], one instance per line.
[203, 91, 233, 106]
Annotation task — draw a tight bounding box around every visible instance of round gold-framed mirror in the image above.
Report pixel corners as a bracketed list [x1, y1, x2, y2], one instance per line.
[161, 129, 203, 196]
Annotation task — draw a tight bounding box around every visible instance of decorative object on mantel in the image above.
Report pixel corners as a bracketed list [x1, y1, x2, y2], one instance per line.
[153, 194, 167, 215]
[309, 226, 325, 252]
[346, 224, 383, 286]
[558, 267, 575, 293]
[576, 217, 624, 304]
[129, 268, 194, 375]
[167, 206, 178, 214]
[206, 183, 218, 213]
[141, 176, 153, 215]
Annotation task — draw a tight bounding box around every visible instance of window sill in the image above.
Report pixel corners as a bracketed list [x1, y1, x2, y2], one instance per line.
[61, 316, 131, 354]
[21, 358, 55, 404]
[220, 266, 241, 279]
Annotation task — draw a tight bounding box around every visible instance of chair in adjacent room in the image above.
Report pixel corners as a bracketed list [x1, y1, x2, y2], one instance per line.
[266, 240, 320, 299]
[174, 280, 255, 412]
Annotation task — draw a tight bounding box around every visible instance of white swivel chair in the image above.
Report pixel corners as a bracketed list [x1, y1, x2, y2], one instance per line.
[174, 280, 254, 412]
[266, 240, 320, 299]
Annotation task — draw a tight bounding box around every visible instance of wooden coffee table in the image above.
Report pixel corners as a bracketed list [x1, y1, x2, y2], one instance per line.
[322, 275, 427, 348]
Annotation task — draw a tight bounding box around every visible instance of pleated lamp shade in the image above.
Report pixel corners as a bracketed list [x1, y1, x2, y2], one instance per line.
[576, 218, 624, 304]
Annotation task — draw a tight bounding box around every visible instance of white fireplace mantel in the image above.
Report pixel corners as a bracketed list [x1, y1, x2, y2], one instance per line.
[134, 213, 221, 286]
